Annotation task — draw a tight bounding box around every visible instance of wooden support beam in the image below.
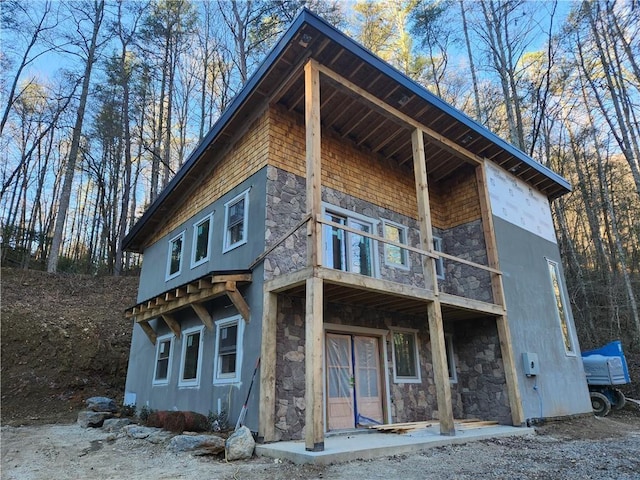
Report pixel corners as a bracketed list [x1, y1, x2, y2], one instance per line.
[438, 293, 505, 317]
[412, 129, 438, 293]
[175, 287, 186, 298]
[427, 300, 455, 435]
[136, 283, 227, 323]
[191, 302, 213, 330]
[138, 321, 157, 345]
[476, 164, 525, 426]
[265, 267, 313, 293]
[305, 59, 322, 268]
[198, 278, 213, 290]
[161, 314, 181, 338]
[187, 283, 200, 294]
[211, 273, 252, 283]
[226, 282, 251, 323]
[305, 276, 324, 451]
[258, 290, 278, 443]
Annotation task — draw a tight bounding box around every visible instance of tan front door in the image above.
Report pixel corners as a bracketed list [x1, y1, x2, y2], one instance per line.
[326, 333, 384, 430]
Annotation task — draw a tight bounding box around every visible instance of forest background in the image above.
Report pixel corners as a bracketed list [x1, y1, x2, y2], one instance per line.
[1, 0, 638, 352]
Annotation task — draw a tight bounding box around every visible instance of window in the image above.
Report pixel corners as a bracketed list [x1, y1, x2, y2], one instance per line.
[383, 221, 409, 269]
[223, 190, 249, 252]
[391, 329, 421, 383]
[166, 231, 185, 280]
[191, 214, 213, 268]
[433, 236, 445, 279]
[213, 316, 244, 384]
[323, 205, 377, 277]
[547, 259, 575, 355]
[153, 334, 174, 385]
[445, 334, 457, 383]
[179, 326, 204, 387]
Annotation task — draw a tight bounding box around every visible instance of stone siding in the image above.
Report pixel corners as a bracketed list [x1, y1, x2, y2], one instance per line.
[274, 297, 514, 440]
[452, 317, 511, 424]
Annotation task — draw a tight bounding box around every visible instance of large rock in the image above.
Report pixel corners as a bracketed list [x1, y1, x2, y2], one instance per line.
[225, 426, 255, 461]
[77, 411, 113, 428]
[102, 418, 132, 432]
[124, 425, 163, 439]
[169, 434, 226, 456]
[86, 396, 118, 413]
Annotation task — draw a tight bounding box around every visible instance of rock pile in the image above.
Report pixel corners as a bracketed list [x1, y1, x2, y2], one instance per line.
[77, 397, 255, 460]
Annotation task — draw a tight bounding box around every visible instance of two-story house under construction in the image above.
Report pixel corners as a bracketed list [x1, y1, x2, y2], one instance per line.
[123, 10, 592, 451]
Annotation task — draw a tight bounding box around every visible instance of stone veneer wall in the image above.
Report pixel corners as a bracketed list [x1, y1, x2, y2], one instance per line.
[273, 295, 505, 440]
[451, 317, 512, 424]
[436, 220, 493, 303]
[265, 166, 493, 304]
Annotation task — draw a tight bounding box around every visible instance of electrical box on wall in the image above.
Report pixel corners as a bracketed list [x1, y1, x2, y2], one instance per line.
[522, 352, 540, 376]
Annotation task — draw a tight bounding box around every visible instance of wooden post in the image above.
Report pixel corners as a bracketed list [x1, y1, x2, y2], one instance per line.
[258, 290, 277, 442]
[305, 60, 322, 267]
[428, 300, 455, 434]
[412, 128, 454, 435]
[305, 276, 324, 451]
[304, 59, 325, 451]
[476, 164, 525, 426]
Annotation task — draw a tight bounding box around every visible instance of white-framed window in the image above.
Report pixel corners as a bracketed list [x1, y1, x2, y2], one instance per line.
[179, 325, 204, 387]
[166, 231, 185, 280]
[153, 334, 174, 385]
[213, 315, 244, 384]
[191, 213, 213, 268]
[223, 190, 249, 252]
[433, 236, 445, 279]
[391, 328, 421, 383]
[445, 334, 457, 383]
[546, 258, 575, 356]
[322, 204, 378, 277]
[382, 220, 409, 269]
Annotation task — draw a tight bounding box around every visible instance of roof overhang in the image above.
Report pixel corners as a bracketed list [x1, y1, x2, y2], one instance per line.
[123, 9, 571, 253]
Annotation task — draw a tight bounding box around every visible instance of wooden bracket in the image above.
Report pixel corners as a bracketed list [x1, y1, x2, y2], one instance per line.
[225, 281, 251, 322]
[138, 321, 157, 345]
[161, 314, 181, 338]
[191, 302, 213, 330]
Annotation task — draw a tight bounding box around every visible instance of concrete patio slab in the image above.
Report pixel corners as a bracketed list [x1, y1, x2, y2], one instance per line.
[255, 424, 535, 465]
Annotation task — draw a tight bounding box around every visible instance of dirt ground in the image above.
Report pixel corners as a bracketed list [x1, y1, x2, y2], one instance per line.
[2, 409, 639, 480]
[1, 267, 138, 426]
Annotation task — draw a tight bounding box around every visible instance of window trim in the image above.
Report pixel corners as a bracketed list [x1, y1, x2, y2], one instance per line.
[546, 258, 576, 356]
[213, 315, 244, 385]
[433, 236, 445, 280]
[191, 213, 214, 268]
[321, 203, 380, 277]
[390, 327, 421, 384]
[152, 333, 174, 386]
[223, 190, 249, 253]
[166, 230, 186, 281]
[382, 219, 410, 270]
[178, 325, 204, 388]
[445, 333, 457, 383]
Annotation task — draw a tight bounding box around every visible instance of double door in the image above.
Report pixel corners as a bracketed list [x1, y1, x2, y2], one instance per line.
[326, 333, 384, 430]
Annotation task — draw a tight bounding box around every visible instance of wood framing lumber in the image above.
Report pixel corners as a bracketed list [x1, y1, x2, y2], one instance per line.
[305, 276, 324, 451]
[191, 302, 213, 330]
[226, 283, 251, 323]
[258, 290, 278, 443]
[138, 321, 157, 345]
[428, 300, 455, 435]
[161, 314, 181, 338]
[305, 59, 322, 268]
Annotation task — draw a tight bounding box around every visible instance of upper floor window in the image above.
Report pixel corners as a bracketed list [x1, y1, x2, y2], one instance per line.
[433, 236, 445, 279]
[223, 190, 249, 252]
[445, 334, 457, 383]
[166, 231, 185, 280]
[213, 315, 244, 384]
[153, 334, 174, 385]
[192, 214, 213, 268]
[383, 220, 409, 269]
[547, 259, 575, 355]
[322, 205, 378, 277]
[179, 325, 204, 387]
[391, 328, 421, 383]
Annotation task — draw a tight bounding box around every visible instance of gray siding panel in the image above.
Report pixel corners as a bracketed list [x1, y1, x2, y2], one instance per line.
[493, 216, 592, 420]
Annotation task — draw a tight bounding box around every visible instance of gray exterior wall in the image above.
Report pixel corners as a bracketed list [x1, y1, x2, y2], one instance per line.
[136, 168, 269, 303]
[493, 216, 592, 420]
[124, 169, 269, 432]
